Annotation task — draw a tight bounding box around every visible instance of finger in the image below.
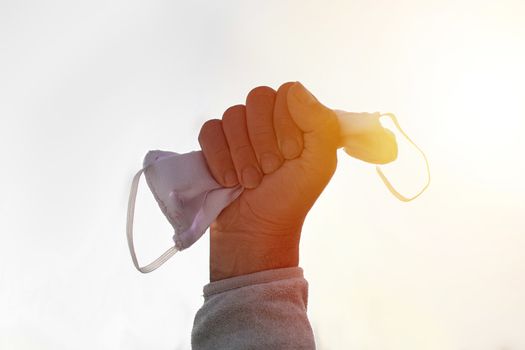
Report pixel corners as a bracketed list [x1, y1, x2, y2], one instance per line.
[286, 82, 340, 180]
[198, 119, 239, 187]
[245, 86, 283, 174]
[287, 82, 340, 152]
[274, 82, 304, 159]
[222, 105, 263, 189]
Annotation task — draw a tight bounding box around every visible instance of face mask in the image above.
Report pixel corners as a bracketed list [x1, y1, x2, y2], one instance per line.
[126, 151, 243, 273]
[336, 111, 430, 202]
[126, 111, 430, 273]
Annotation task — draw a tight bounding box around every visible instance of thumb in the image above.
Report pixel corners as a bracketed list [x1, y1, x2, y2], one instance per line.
[287, 82, 340, 152]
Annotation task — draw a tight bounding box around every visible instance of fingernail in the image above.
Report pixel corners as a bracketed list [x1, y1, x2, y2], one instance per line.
[291, 82, 317, 106]
[242, 165, 262, 188]
[224, 169, 238, 187]
[260, 152, 281, 174]
[281, 139, 300, 158]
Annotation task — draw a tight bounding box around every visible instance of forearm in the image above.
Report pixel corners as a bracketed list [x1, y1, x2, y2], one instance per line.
[191, 267, 316, 350]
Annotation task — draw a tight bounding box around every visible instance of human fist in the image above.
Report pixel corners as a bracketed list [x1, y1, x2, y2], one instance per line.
[198, 82, 340, 281]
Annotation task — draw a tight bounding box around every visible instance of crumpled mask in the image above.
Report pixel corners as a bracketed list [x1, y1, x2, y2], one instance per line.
[126, 111, 430, 273]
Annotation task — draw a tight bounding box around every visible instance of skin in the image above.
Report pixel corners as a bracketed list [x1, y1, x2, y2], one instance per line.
[198, 82, 340, 281]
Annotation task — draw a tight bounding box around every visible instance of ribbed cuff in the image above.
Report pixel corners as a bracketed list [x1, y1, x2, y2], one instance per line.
[203, 267, 304, 297]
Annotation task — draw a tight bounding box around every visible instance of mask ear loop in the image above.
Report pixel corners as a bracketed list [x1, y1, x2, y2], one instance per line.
[127, 167, 179, 273]
[376, 113, 431, 202]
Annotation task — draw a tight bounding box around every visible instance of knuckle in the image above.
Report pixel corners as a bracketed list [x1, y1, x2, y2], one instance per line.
[211, 147, 230, 160]
[276, 126, 299, 142]
[277, 81, 294, 93]
[199, 119, 221, 141]
[231, 143, 253, 156]
[247, 86, 276, 100]
[274, 114, 294, 128]
[251, 127, 275, 141]
[222, 104, 245, 124]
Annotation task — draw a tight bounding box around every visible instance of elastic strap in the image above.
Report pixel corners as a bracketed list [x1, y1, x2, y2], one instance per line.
[126, 167, 178, 273]
[376, 113, 431, 202]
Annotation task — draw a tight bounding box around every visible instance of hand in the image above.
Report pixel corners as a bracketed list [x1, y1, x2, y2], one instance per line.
[198, 82, 340, 281]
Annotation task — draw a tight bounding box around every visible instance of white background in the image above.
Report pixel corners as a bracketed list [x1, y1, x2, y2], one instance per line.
[1, 0, 524, 349]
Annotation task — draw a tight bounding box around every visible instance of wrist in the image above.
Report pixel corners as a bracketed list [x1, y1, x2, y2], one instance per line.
[209, 228, 300, 282]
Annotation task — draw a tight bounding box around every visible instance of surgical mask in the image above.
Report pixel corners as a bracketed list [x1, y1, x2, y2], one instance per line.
[126, 111, 430, 273]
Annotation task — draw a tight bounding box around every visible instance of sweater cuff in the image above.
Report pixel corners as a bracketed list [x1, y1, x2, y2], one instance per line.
[203, 267, 304, 297]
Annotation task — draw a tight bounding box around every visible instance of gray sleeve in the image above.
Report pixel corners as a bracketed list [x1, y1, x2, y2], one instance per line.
[191, 267, 316, 350]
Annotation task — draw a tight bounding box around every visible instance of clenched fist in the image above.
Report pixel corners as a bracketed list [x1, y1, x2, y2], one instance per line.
[198, 82, 340, 281]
